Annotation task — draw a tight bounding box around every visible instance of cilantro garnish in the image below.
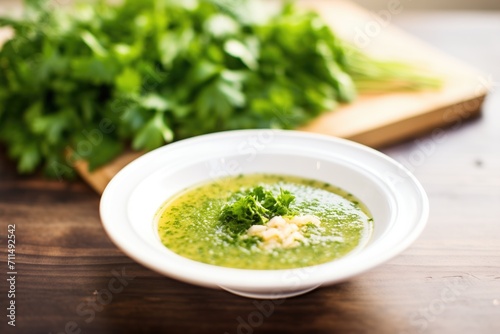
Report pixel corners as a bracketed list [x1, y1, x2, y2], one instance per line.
[219, 186, 295, 235]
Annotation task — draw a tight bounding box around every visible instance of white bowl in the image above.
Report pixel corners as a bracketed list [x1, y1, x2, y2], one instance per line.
[100, 130, 428, 299]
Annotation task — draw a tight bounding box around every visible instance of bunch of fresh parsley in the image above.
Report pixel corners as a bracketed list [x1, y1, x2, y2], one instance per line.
[0, 0, 440, 178]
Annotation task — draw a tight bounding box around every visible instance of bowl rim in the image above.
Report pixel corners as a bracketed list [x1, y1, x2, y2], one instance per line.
[100, 129, 429, 292]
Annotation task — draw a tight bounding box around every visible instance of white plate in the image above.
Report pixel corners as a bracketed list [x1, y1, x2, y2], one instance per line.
[100, 130, 428, 299]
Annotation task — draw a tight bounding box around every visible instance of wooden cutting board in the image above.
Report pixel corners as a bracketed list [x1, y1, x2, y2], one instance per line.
[298, 0, 489, 145]
[0, 0, 489, 194]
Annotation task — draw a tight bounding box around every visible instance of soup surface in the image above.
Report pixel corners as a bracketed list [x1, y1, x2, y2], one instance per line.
[156, 174, 372, 270]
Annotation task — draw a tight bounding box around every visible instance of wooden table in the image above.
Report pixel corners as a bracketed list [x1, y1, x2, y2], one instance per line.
[1, 12, 500, 334]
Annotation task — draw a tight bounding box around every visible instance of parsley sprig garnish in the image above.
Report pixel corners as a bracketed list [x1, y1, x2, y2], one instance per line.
[219, 186, 295, 235]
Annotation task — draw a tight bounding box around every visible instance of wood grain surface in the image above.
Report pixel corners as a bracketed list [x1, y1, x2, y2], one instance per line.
[1, 9, 500, 334]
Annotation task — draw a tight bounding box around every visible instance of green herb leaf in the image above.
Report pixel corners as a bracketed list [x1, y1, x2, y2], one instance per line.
[219, 186, 296, 235]
[0, 0, 441, 177]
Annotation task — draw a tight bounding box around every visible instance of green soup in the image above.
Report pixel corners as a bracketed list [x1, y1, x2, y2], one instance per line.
[156, 174, 372, 270]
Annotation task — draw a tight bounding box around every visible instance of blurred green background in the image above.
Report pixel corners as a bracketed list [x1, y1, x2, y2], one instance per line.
[3, 0, 500, 11]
